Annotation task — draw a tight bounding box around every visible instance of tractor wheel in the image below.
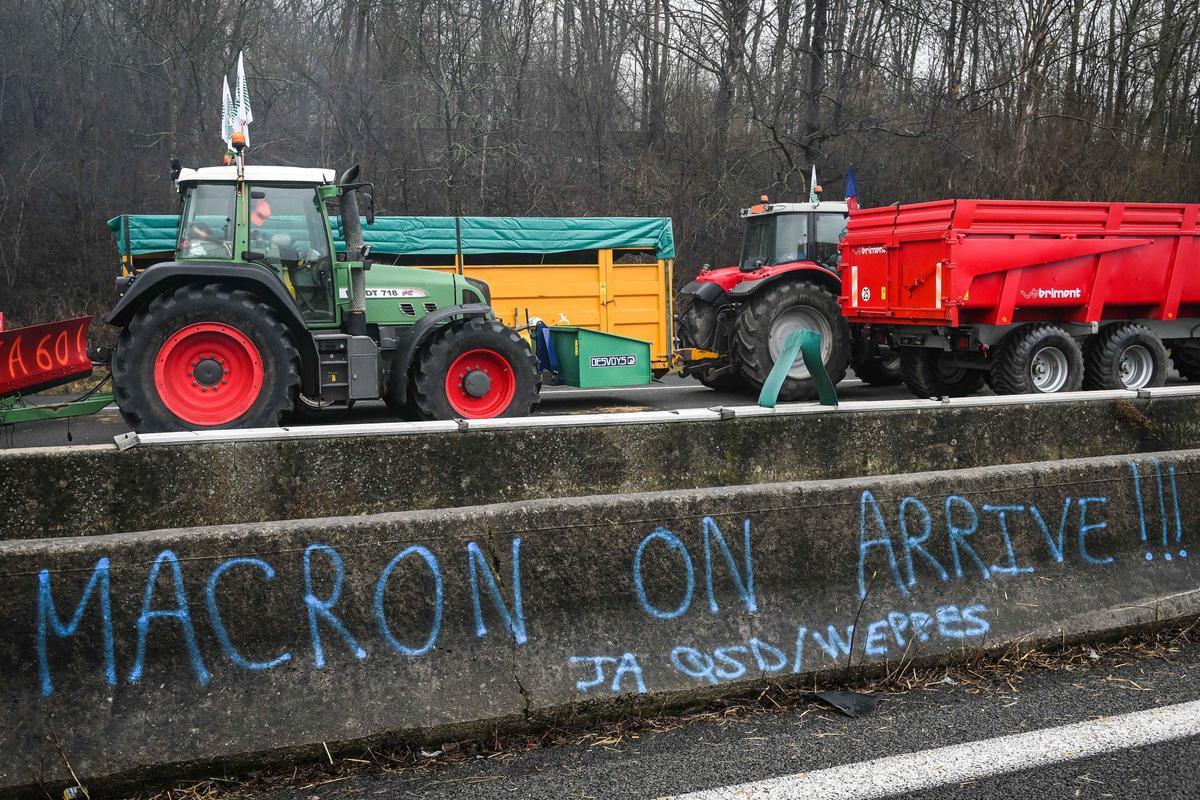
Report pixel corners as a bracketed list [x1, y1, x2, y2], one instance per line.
[410, 317, 541, 420]
[1169, 340, 1200, 382]
[990, 324, 1084, 395]
[734, 280, 850, 401]
[899, 348, 985, 398]
[851, 349, 903, 386]
[1083, 323, 1169, 390]
[112, 283, 299, 432]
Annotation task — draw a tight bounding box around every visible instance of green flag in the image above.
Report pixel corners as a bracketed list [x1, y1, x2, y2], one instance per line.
[220, 77, 236, 146]
[233, 51, 253, 145]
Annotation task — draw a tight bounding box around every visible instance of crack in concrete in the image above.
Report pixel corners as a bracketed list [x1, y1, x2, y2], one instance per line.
[479, 511, 535, 720]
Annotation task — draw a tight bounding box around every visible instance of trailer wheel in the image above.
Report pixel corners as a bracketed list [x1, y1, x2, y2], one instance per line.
[899, 349, 985, 398]
[991, 324, 1084, 395]
[698, 367, 747, 392]
[1168, 341, 1200, 382]
[411, 317, 541, 420]
[851, 349, 903, 386]
[1083, 324, 1169, 390]
[734, 280, 850, 400]
[112, 283, 300, 432]
[285, 393, 336, 423]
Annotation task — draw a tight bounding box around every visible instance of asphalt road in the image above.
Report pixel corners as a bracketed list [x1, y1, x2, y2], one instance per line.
[1, 373, 918, 449]
[222, 630, 1200, 800]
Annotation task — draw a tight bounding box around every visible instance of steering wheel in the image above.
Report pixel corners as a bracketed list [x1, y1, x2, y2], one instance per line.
[187, 238, 233, 258]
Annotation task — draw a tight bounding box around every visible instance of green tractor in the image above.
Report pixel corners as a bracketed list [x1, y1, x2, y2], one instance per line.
[107, 153, 539, 432]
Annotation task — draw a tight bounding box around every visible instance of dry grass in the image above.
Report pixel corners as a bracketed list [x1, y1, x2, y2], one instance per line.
[127, 619, 1199, 800]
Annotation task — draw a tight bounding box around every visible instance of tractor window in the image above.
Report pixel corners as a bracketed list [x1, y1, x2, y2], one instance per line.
[813, 213, 848, 269]
[773, 214, 809, 264]
[249, 184, 335, 323]
[178, 184, 235, 259]
[741, 216, 773, 270]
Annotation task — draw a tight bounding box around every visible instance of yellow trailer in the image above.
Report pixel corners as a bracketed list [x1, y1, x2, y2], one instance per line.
[426, 248, 673, 372]
[336, 216, 678, 373]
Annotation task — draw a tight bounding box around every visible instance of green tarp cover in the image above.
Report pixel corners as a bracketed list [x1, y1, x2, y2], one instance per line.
[107, 215, 181, 256]
[329, 216, 675, 259]
[108, 214, 676, 259]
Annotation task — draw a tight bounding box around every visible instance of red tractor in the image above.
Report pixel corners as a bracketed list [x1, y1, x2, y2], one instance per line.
[676, 197, 899, 399]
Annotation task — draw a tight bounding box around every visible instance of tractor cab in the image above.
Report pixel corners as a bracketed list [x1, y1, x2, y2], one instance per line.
[175, 166, 341, 324]
[738, 200, 849, 274]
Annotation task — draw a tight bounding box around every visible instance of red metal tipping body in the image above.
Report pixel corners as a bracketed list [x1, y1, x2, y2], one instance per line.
[839, 199, 1200, 329]
[0, 316, 94, 398]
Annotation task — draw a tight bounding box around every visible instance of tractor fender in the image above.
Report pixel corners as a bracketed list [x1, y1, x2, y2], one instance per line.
[105, 261, 322, 395]
[727, 264, 841, 298]
[388, 304, 494, 401]
[679, 279, 728, 304]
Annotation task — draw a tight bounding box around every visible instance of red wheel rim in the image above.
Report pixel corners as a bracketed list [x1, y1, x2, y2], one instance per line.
[445, 348, 516, 418]
[153, 323, 264, 426]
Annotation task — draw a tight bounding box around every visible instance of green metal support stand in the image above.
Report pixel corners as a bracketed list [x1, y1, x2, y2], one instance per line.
[757, 329, 838, 408]
[0, 392, 114, 425]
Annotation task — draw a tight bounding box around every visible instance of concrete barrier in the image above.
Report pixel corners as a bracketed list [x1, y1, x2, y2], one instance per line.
[4, 392, 1200, 540]
[4, 448, 1199, 794]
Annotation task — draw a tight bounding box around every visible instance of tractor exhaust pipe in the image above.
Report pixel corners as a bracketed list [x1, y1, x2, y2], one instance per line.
[338, 164, 368, 336]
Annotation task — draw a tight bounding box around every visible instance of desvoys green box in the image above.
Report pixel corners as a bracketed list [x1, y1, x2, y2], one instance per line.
[548, 327, 652, 388]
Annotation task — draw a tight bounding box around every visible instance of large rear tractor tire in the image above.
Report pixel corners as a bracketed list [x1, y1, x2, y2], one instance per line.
[734, 280, 850, 401]
[1169, 340, 1200, 382]
[1083, 323, 1169, 390]
[991, 324, 1084, 395]
[410, 317, 541, 420]
[111, 283, 300, 432]
[899, 349, 985, 398]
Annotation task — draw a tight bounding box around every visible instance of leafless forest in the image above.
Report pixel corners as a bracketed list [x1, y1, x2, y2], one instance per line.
[3, 0, 1200, 325]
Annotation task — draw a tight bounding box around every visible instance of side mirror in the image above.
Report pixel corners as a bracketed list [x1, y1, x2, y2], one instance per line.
[169, 157, 181, 182]
[363, 192, 375, 226]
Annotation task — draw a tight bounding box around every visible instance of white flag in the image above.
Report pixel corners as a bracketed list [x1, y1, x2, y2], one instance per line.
[233, 51, 253, 145]
[809, 165, 819, 204]
[220, 77, 235, 147]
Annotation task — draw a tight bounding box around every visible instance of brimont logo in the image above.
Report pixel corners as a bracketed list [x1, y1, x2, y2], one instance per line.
[1020, 287, 1083, 300]
[854, 246, 887, 255]
[591, 355, 637, 367]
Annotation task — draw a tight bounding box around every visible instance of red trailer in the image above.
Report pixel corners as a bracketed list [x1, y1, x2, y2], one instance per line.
[839, 199, 1200, 396]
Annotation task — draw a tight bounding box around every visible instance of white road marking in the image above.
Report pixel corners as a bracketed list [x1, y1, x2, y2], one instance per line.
[661, 698, 1200, 800]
